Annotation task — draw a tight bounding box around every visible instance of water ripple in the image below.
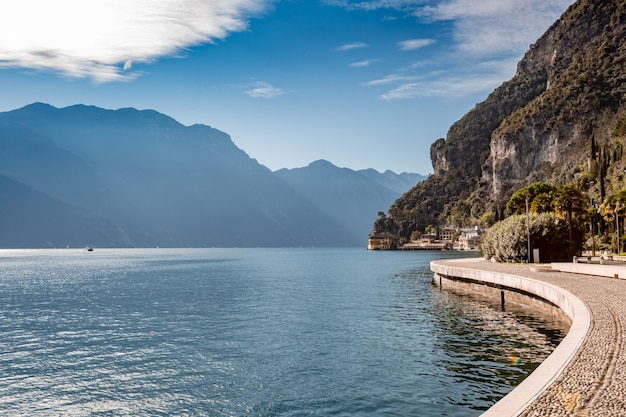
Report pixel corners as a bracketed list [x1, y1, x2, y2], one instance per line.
[0, 248, 565, 416]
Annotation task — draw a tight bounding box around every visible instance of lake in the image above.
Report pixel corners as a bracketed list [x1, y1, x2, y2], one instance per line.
[0, 248, 565, 416]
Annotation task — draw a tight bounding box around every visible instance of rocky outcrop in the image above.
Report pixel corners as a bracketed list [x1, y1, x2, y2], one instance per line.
[429, 138, 447, 174]
[485, 0, 626, 199]
[381, 0, 626, 240]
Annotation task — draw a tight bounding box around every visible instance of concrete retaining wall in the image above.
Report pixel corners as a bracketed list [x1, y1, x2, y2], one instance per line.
[434, 273, 571, 327]
[430, 260, 590, 417]
[552, 261, 626, 279]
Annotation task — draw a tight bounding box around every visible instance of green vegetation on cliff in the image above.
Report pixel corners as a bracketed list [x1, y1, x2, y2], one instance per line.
[376, 0, 626, 243]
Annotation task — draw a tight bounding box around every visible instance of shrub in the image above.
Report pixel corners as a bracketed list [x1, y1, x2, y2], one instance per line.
[481, 213, 584, 263]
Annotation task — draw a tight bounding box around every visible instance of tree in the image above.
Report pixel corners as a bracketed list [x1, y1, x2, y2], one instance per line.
[506, 182, 556, 215]
[481, 213, 584, 263]
[478, 211, 496, 229]
[531, 192, 555, 213]
[599, 189, 626, 253]
[552, 184, 587, 253]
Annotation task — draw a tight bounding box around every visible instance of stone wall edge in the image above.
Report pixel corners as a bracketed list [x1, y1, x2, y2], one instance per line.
[430, 259, 591, 417]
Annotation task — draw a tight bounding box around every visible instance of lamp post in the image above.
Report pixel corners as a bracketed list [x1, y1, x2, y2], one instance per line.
[589, 182, 595, 256]
[526, 195, 531, 263]
[617, 202, 621, 255]
[589, 200, 595, 257]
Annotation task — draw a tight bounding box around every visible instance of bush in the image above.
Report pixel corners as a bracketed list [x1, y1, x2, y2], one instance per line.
[481, 213, 584, 263]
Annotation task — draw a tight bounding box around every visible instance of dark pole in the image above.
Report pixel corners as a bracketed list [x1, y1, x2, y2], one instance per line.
[617, 202, 621, 255]
[526, 195, 531, 263]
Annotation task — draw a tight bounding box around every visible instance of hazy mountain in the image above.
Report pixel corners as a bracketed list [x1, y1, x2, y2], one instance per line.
[0, 103, 358, 247]
[275, 160, 422, 239]
[0, 123, 112, 212]
[0, 174, 132, 248]
[357, 168, 426, 195]
[375, 0, 626, 242]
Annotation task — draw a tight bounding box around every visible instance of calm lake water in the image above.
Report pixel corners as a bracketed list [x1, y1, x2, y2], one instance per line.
[0, 248, 566, 416]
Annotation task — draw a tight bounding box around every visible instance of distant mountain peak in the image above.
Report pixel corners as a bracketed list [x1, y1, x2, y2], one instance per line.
[15, 102, 57, 114]
[24, 102, 55, 108]
[309, 159, 333, 166]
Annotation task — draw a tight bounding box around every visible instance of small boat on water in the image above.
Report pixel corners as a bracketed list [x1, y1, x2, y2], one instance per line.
[85, 246, 93, 252]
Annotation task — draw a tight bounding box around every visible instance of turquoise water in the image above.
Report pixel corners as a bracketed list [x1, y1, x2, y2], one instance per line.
[0, 248, 565, 416]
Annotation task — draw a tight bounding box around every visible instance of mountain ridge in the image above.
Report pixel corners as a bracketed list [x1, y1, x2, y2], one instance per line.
[0, 103, 423, 248]
[275, 159, 420, 239]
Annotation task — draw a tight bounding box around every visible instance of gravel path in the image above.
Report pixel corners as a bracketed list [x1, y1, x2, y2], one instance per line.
[434, 258, 626, 417]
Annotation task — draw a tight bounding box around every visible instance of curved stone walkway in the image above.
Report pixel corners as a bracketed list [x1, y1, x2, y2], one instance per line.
[433, 258, 626, 417]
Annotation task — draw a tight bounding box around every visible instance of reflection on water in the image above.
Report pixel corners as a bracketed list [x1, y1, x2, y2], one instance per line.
[431, 286, 568, 408]
[0, 249, 568, 416]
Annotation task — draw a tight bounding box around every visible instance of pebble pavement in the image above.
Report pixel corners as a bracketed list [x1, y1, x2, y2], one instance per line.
[435, 258, 626, 417]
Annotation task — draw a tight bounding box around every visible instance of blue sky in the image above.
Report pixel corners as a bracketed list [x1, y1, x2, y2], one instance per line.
[0, 0, 574, 174]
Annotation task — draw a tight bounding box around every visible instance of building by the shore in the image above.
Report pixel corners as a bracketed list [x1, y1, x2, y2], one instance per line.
[368, 226, 482, 251]
[367, 231, 398, 250]
[404, 227, 479, 251]
[454, 227, 482, 251]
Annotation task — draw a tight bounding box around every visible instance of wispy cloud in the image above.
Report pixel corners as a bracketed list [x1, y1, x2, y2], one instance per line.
[349, 59, 380, 68]
[398, 39, 435, 51]
[0, 0, 273, 82]
[329, 0, 573, 58]
[329, 0, 573, 100]
[418, 0, 574, 57]
[335, 42, 369, 51]
[381, 75, 501, 101]
[380, 83, 423, 100]
[244, 82, 288, 98]
[377, 57, 518, 100]
[363, 73, 417, 86]
[323, 1, 425, 13]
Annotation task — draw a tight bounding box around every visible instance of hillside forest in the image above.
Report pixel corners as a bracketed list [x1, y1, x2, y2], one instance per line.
[375, 0, 626, 252]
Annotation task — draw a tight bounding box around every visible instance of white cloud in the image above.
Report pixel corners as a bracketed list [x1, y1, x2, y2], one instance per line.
[332, 0, 573, 100]
[379, 57, 518, 100]
[323, 0, 425, 12]
[418, 0, 574, 58]
[0, 0, 272, 82]
[244, 82, 287, 98]
[329, 0, 573, 58]
[335, 42, 369, 51]
[363, 74, 417, 86]
[398, 38, 435, 51]
[382, 75, 500, 100]
[380, 82, 423, 100]
[349, 59, 379, 67]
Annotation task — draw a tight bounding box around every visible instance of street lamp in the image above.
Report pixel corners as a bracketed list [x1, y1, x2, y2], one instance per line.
[589, 182, 595, 256]
[526, 195, 531, 263]
[617, 202, 621, 255]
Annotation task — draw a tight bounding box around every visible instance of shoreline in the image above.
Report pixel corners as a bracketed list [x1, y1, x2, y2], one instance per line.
[431, 258, 626, 417]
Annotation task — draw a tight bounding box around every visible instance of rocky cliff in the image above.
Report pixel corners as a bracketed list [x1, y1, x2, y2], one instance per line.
[379, 0, 626, 242]
[486, 0, 626, 199]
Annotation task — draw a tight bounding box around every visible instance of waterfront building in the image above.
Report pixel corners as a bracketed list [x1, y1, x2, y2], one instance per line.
[367, 232, 397, 250]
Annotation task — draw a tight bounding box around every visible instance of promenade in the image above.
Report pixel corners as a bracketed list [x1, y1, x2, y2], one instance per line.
[431, 258, 626, 417]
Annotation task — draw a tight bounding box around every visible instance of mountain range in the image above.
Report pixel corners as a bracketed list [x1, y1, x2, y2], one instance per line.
[0, 103, 424, 248]
[375, 0, 626, 242]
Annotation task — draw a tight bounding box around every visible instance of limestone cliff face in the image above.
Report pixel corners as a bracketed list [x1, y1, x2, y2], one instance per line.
[380, 0, 626, 241]
[485, 118, 576, 197]
[429, 138, 447, 174]
[484, 0, 626, 200]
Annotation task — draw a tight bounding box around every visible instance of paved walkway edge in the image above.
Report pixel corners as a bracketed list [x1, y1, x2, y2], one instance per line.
[430, 259, 591, 417]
